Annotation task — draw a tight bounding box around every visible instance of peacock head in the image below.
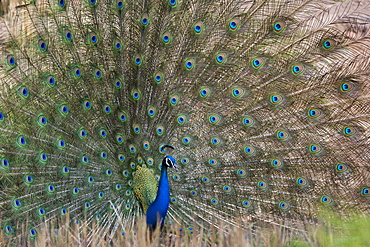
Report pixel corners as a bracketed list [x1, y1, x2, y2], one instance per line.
[160, 144, 177, 171]
[163, 155, 177, 171]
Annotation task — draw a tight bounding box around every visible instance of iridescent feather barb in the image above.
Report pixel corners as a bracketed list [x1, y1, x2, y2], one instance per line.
[0, 0, 370, 243]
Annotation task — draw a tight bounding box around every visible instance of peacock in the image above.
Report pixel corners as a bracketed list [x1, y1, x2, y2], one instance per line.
[0, 0, 370, 243]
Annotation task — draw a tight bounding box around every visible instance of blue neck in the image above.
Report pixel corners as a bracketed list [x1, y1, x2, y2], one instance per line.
[146, 165, 170, 229]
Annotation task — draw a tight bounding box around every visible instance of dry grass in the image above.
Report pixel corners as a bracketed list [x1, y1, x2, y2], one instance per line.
[1, 213, 369, 247]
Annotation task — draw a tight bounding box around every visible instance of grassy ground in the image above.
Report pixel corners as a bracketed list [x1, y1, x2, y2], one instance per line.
[1, 213, 369, 246]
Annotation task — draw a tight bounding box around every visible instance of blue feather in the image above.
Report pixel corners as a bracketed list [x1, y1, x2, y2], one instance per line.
[146, 164, 170, 229]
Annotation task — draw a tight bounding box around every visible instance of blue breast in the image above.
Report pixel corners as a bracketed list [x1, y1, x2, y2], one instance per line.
[146, 165, 170, 229]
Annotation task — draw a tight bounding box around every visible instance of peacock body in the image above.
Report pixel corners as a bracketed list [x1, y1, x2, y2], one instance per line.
[0, 0, 370, 243]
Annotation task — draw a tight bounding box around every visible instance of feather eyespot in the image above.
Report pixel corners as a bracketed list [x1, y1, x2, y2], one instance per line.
[307, 108, 322, 119]
[296, 177, 308, 188]
[93, 68, 102, 79]
[45, 75, 56, 87]
[199, 87, 211, 98]
[132, 89, 141, 100]
[342, 126, 356, 137]
[236, 169, 247, 178]
[242, 200, 252, 209]
[276, 129, 290, 141]
[201, 176, 210, 183]
[273, 21, 285, 33]
[215, 53, 227, 64]
[38, 208, 46, 216]
[257, 181, 268, 190]
[335, 163, 349, 173]
[340, 82, 353, 93]
[322, 39, 336, 50]
[185, 59, 195, 70]
[72, 188, 79, 195]
[24, 175, 33, 185]
[170, 197, 178, 204]
[182, 136, 192, 145]
[99, 128, 107, 138]
[89, 0, 97, 7]
[47, 185, 55, 193]
[133, 54, 143, 66]
[251, 58, 265, 69]
[78, 128, 87, 139]
[169, 0, 177, 7]
[271, 159, 283, 169]
[83, 100, 91, 110]
[269, 93, 284, 105]
[170, 94, 179, 106]
[59, 104, 69, 115]
[210, 137, 221, 146]
[118, 111, 127, 122]
[5, 225, 13, 234]
[38, 115, 48, 126]
[6, 55, 16, 67]
[231, 87, 245, 99]
[81, 155, 89, 164]
[100, 152, 108, 160]
[58, 0, 66, 8]
[102, 104, 111, 114]
[177, 114, 187, 125]
[228, 18, 240, 31]
[162, 31, 172, 44]
[38, 40, 47, 51]
[211, 198, 218, 205]
[12, 199, 21, 209]
[62, 166, 69, 175]
[17, 135, 27, 147]
[190, 190, 197, 196]
[242, 116, 255, 127]
[154, 71, 164, 84]
[143, 141, 150, 150]
[244, 145, 256, 155]
[1, 158, 9, 169]
[64, 29, 73, 42]
[88, 32, 98, 45]
[361, 187, 369, 197]
[193, 21, 204, 34]
[113, 38, 122, 51]
[73, 67, 81, 78]
[18, 86, 29, 99]
[39, 152, 48, 163]
[291, 64, 304, 75]
[114, 78, 122, 89]
[309, 143, 322, 154]
[156, 125, 165, 136]
[181, 157, 189, 165]
[141, 14, 149, 26]
[223, 185, 231, 193]
[133, 124, 141, 134]
[116, 134, 124, 144]
[172, 174, 180, 181]
[57, 138, 66, 149]
[208, 158, 217, 167]
[129, 144, 136, 153]
[278, 201, 289, 211]
[208, 114, 220, 125]
[320, 195, 333, 205]
[116, 0, 123, 10]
